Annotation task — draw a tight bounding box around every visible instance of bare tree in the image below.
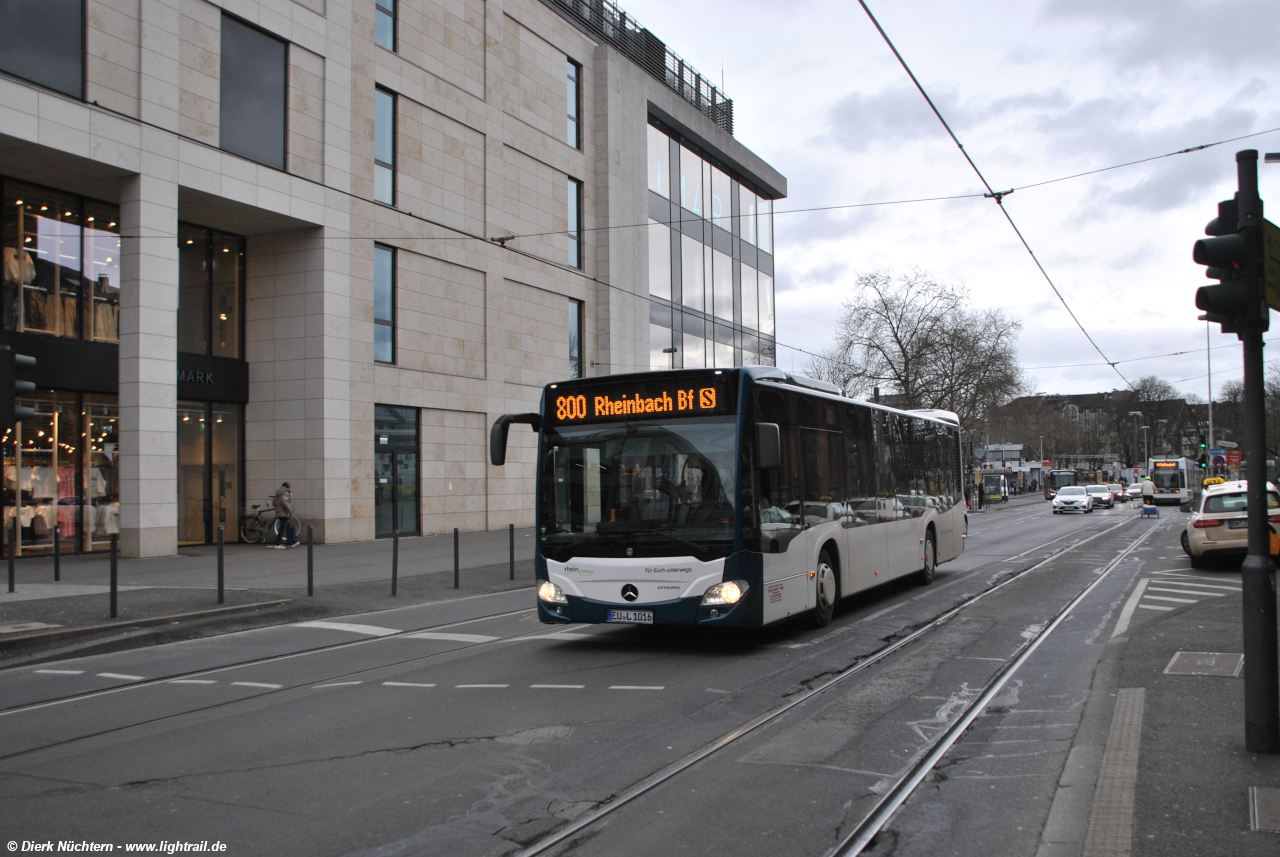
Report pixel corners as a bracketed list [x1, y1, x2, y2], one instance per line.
[813, 269, 1027, 428]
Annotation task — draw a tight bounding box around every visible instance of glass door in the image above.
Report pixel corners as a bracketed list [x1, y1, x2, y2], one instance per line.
[177, 400, 242, 545]
[374, 405, 418, 537]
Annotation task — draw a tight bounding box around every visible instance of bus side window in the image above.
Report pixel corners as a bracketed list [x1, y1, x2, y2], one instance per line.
[755, 390, 803, 552]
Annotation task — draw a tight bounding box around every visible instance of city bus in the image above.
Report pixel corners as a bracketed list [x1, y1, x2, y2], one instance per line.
[489, 367, 966, 629]
[1044, 469, 1078, 499]
[1148, 457, 1191, 505]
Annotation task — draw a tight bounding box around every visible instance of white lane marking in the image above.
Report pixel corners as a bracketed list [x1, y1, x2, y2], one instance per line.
[784, 643, 811, 649]
[34, 669, 83, 675]
[1147, 587, 1225, 597]
[531, 684, 585, 689]
[295, 621, 401, 637]
[404, 631, 500, 643]
[1111, 579, 1150, 638]
[1149, 580, 1240, 591]
[383, 681, 436, 688]
[862, 602, 907, 622]
[231, 681, 283, 689]
[610, 685, 664, 690]
[312, 681, 363, 688]
[0, 621, 60, 634]
[1138, 604, 1176, 612]
[168, 679, 217, 685]
[1142, 595, 1199, 604]
[97, 673, 144, 681]
[956, 656, 1007, 662]
[456, 684, 508, 688]
[1150, 574, 1240, 587]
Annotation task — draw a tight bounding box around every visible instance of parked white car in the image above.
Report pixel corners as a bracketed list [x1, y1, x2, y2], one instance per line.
[1181, 480, 1280, 568]
[1052, 485, 1093, 514]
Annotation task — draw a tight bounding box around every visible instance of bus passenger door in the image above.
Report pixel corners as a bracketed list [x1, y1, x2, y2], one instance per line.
[843, 406, 885, 594]
[756, 406, 811, 623]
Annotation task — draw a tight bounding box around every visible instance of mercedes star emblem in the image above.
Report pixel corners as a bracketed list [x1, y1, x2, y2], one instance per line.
[621, 584, 639, 602]
[626, 548, 633, 557]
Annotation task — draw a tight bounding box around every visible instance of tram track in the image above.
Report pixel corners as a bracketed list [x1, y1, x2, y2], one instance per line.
[512, 514, 1147, 857]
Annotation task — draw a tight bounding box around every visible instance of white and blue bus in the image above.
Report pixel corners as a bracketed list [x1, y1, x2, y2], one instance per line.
[490, 367, 966, 629]
[1148, 457, 1192, 505]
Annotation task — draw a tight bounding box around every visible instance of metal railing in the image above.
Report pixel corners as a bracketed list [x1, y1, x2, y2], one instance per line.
[548, 0, 734, 136]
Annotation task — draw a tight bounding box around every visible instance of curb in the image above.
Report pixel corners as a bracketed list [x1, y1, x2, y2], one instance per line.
[0, 599, 293, 651]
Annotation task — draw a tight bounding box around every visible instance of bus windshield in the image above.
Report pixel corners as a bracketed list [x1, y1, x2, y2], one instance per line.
[539, 415, 737, 561]
[1049, 471, 1076, 490]
[1152, 466, 1183, 492]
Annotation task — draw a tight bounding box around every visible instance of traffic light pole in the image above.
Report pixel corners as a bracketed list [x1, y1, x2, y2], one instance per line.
[1234, 150, 1279, 754]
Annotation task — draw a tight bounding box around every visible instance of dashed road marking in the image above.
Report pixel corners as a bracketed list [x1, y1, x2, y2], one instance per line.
[610, 685, 664, 690]
[1143, 595, 1198, 604]
[97, 673, 144, 681]
[295, 621, 400, 636]
[405, 632, 500, 643]
[169, 679, 216, 685]
[1137, 604, 1175, 611]
[382, 681, 436, 688]
[312, 681, 362, 688]
[456, 684, 508, 688]
[232, 681, 282, 689]
[531, 684, 584, 689]
[34, 669, 83, 675]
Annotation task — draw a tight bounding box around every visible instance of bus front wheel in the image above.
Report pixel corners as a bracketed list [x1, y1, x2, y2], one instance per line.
[808, 550, 838, 628]
[916, 531, 936, 586]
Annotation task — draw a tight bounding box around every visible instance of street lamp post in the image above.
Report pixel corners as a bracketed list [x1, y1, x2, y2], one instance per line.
[1128, 411, 1142, 474]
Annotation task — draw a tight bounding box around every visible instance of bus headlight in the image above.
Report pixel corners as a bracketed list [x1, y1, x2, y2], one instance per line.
[701, 581, 748, 606]
[538, 581, 567, 604]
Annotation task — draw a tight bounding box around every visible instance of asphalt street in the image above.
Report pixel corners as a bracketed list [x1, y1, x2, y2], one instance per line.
[0, 500, 1269, 856]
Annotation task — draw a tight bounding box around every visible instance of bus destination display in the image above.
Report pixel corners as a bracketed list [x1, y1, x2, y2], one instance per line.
[546, 375, 732, 425]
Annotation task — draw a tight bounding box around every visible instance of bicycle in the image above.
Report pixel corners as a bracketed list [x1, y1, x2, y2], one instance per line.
[239, 501, 302, 545]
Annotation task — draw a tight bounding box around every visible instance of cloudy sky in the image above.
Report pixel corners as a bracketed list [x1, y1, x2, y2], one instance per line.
[621, 0, 1280, 398]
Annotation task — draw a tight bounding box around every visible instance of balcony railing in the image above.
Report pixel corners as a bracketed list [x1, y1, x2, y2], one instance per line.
[548, 0, 734, 136]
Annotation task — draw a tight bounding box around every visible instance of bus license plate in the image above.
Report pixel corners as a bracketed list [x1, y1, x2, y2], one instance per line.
[1228, 519, 1248, 529]
[607, 610, 653, 624]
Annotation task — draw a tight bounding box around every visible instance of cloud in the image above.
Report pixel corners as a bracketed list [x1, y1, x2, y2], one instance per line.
[821, 85, 956, 152]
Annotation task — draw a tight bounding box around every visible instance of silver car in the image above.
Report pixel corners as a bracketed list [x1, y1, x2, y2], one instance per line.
[1052, 485, 1093, 513]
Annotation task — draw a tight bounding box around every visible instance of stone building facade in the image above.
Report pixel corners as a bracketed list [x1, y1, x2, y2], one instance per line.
[0, 0, 786, 556]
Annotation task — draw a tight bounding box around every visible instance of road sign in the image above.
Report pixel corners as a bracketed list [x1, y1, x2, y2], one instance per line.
[1227, 449, 1243, 465]
[1265, 218, 1280, 311]
[1209, 448, 1227, 456]
[1212, 454, 1227, 466]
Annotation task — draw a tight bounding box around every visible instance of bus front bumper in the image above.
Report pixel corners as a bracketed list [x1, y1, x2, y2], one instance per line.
[538, 592, 755, 627]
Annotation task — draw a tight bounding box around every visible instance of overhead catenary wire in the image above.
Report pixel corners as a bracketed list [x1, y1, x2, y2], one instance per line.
[855, 0, 1132, 390]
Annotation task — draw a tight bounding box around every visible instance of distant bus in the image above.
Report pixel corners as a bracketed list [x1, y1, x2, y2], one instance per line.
[1148, 457, 1191, 505]
[1044, 469, 1078, 499]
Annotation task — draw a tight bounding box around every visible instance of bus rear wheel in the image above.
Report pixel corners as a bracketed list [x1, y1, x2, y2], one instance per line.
[916, 531, 936, 586]
[808, 550, 838, 628]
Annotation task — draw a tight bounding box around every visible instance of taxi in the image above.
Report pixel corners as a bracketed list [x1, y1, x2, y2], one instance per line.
[1181, 480, 1280, 568]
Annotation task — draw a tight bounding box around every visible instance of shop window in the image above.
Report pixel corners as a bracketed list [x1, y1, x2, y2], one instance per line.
[568, 298, 583, 378]
[2, 391, 119, 555]
[568, 177, 582, 268]
[566, 59, 581, 149]
[375, 0, 396, 51]
[0, 0, 83, 99]
[374, 244, 395, 363]
[178, 223, 244, 359]
[375, 87, 396, 205]
[2, 180, 120, 342]
[219, 15, 287, 170]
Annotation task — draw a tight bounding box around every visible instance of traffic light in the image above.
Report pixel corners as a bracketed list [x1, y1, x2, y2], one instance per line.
[1198, 454, 1208, 469]
[1194, 198, 1267, 334]
[0, 346, 37, 429]
[1199, 434, 1208, 450]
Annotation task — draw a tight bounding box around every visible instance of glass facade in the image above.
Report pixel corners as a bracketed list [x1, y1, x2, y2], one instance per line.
[646, 121, 776, 371]
[177, 401, 243, 546]
[375, 405, 419, 537]
[2, 391, 119, 555]
[178, 223, 244, 358]
[3, 180, 120, 342]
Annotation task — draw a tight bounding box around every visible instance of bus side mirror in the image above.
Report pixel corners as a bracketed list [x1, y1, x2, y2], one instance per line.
[756, 423, 781, 470]
[490, 413, 541, 466]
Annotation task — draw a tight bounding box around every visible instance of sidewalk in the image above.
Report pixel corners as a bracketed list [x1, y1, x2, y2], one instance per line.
[0, 527, 539, 664]
[1036, 529, 1280, 855]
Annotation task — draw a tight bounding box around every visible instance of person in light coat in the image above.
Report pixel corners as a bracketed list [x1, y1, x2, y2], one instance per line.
[273, 481, 298, 547]
[1141, 477, 1156, 506]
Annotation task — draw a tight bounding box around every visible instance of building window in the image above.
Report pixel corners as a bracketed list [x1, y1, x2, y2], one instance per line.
[375, 0, 396, 51]
[758, 198, 773, 254]
[0, 0, 83, 99]
[680, 147, 704, 218]
[178, 223, 244, 359]
[647, 221, 670, 300]
[759, 273, 775, 336]
[739, 186, 757, 245]
[566, 59, 581, 149]
[710, 166, 730, 229]
[680, 234, 703, 312]
[3, 179, 121, 343]
[374, 244, 395, 363]
[219, 15, 287, 170]
[375, 88, 396, 205]
[647, 125, 669, 199]
[567, 177, 582, 268]
[568, 298, 583, 378]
